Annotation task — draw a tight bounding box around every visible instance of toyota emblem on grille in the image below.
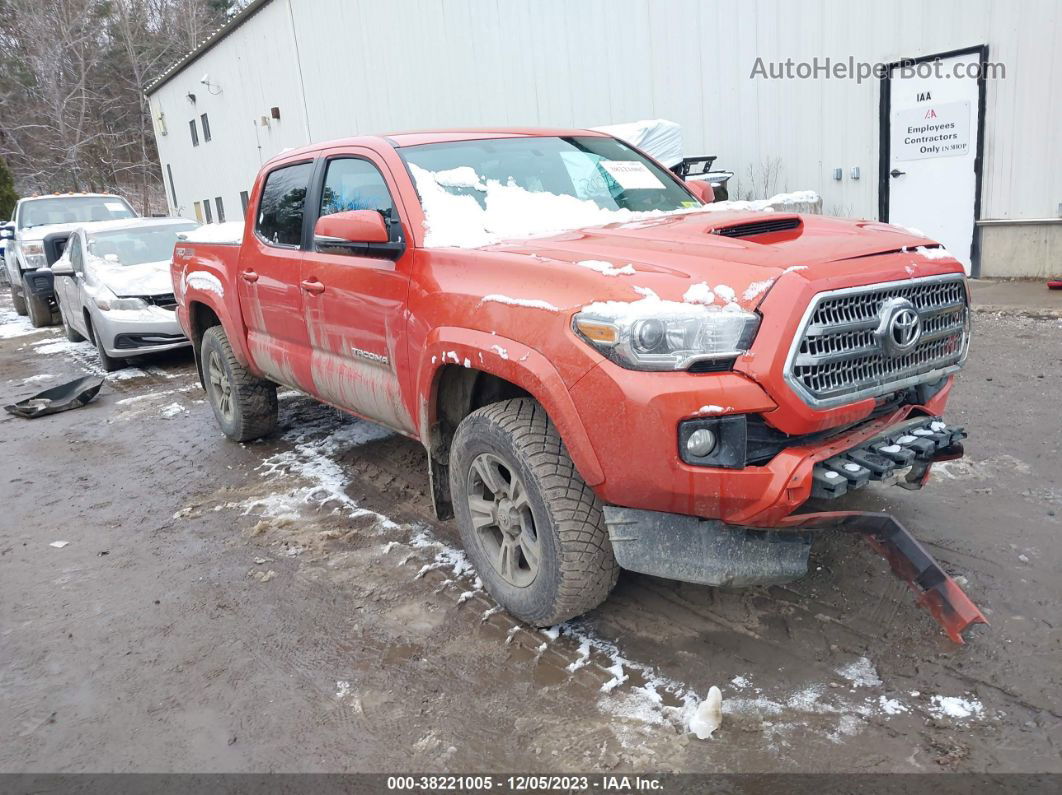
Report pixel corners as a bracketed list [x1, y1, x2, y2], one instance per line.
[877, 297, 922, 357]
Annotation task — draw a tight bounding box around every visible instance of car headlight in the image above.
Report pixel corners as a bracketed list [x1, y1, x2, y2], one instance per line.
[94, 291, 148, 312]
[573, 300, 760, 371]
[19, 242, 46, 269]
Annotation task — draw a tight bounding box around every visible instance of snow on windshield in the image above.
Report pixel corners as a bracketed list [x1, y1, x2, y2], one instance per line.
[410, 164, 690, 248]
[409, 164, 820, 249]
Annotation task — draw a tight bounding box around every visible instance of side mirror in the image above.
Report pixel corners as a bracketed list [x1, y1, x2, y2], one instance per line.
[315, 210, 389, 245]
[685, 180, 714, 204]
[0, 226, 14, 240]
[51, 260, 74, 277]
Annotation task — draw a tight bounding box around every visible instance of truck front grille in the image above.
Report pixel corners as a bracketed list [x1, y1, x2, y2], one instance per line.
[785, 274, 969, 408]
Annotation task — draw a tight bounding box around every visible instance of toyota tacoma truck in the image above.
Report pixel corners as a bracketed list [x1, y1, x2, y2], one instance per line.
[173, 128, 984, 642]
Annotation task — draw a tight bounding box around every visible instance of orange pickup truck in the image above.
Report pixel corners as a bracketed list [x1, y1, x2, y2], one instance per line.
[173, 128, 984, 641]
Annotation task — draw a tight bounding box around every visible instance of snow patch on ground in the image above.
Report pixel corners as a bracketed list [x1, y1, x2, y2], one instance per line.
[0, 306, 39, 339]
[836, 657, 883, 688]
[928, 694, 984, 720]
[254, 415, 399, 531]
[159, 402, 186, 418]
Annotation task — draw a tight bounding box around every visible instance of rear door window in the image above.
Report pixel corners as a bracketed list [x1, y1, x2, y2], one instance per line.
[256, 162, 313, 247]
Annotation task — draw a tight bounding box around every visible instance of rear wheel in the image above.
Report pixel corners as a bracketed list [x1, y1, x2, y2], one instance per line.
[10, 284, 27, 316]
[201, 325, 278, 441]
[449, 398, 618, 626]
[24, 276, 54, 328]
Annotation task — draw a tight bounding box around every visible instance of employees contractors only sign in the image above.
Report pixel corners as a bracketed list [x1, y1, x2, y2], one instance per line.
[892, 100, 971, 161]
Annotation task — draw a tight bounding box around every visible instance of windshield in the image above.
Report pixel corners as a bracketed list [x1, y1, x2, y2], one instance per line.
[87, 223, 197, 266]
[18, 196, 136, 229]
[399, 136, 697, 214]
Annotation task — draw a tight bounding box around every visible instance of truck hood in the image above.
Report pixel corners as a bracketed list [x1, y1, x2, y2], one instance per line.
[16, 221, 85, 244]
[488, 211, 946, 309]
[94, 259, 175, 297]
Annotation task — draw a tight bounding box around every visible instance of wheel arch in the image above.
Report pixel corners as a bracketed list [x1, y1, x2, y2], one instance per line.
[418, 329, 604, 520]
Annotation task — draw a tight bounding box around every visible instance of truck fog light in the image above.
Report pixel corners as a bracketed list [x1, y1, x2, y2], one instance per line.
[686, 428, 717, 457]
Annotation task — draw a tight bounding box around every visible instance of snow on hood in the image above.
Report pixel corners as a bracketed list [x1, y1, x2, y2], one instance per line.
[94, 258, 176, 297]
[409, 164, 823, 250]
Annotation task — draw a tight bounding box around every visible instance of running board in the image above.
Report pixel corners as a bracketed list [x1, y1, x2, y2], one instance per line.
[779, 511, 988, 644]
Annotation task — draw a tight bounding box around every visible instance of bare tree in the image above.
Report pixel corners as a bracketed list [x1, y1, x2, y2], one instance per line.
[0, 0, 238, 211]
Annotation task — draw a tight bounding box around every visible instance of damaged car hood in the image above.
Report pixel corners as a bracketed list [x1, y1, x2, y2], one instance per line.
[93, 259, 175, 297]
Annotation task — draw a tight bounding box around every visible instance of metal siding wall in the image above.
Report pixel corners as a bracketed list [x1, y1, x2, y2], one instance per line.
[150, 0, 1059, 224]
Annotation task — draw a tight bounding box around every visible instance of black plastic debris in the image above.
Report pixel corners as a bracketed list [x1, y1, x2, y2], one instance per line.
[4, 375, 105, 419]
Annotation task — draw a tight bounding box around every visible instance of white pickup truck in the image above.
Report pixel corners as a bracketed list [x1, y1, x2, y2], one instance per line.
[3, 193, 137, 326]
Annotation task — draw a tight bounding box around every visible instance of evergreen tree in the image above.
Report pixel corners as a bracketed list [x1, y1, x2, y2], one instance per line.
[0, 156, 17, 220]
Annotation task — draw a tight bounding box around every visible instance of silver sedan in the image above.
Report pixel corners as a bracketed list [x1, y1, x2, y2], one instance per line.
[50, 218, 198, 371]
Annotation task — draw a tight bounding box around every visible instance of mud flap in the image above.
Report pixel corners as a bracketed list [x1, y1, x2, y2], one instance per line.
[4, 375, 105, 419]
[779, 510, 988, 643]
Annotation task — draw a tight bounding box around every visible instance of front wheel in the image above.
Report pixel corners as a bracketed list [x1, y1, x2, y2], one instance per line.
[24, 276, 54, 328]
[89, 319, 125, 372]
[449, 398, 618, 626]
[201, 325, 278, 441]
[10, 284, 27, 316]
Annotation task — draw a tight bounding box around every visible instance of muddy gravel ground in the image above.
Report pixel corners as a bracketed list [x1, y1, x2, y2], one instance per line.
[0, 294, 1059, 774]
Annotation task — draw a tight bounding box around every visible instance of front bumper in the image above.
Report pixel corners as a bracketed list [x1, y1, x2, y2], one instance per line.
[92, 305, 190, 358]
[568, 359, 955, 527]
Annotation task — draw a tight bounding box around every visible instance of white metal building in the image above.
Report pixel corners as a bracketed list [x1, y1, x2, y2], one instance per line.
[146, 0, 1061, 278]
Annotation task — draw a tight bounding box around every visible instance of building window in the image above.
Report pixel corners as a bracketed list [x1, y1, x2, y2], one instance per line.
[201, 113, 212, 142]
[256, 161, 312, 246]
[189, 119, 199, 147]
[215, 196, 225, 222]
[240, 190, 250, 217]
[202, 199, 213, 223]
[193, 201, 203, 222]
[165, 164, 178, 208]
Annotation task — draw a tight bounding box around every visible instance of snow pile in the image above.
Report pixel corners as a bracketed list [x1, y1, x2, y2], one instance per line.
[914, 245, 954, 260]
[698, 190, 821, 214]
[688, 686, 723, 739]
[180, 221, 244, 245]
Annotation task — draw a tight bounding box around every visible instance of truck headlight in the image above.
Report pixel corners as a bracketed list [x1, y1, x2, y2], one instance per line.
[19, 242, 46, 270]
[573, 300, 760, 371]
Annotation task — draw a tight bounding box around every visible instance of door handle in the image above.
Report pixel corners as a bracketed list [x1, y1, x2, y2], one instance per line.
[890, 169, 907, 178]
[241, 270, 259, 283]
[300, 278, 326, 295]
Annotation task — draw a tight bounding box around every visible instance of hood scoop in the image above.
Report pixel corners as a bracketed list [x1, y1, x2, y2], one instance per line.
[710, 216, 802, 241]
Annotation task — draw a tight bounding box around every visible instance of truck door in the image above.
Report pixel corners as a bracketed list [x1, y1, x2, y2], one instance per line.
[298, 150, 415, 433]
[238, 160, 316, 390]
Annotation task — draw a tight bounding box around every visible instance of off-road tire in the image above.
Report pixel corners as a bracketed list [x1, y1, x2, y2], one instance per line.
[11, 284, 27, 316]
[87, 318, 125, 372]
[24, 276, 54, 328]
[201, 325, 277, 441]
[449, 398, 618, 626]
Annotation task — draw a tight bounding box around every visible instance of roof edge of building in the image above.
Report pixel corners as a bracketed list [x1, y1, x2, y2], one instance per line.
[146, 0, 276, 96]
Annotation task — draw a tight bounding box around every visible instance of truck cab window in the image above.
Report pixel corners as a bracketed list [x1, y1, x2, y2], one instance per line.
[320, 158, 394, 218]
[256, 162, 312, 247]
